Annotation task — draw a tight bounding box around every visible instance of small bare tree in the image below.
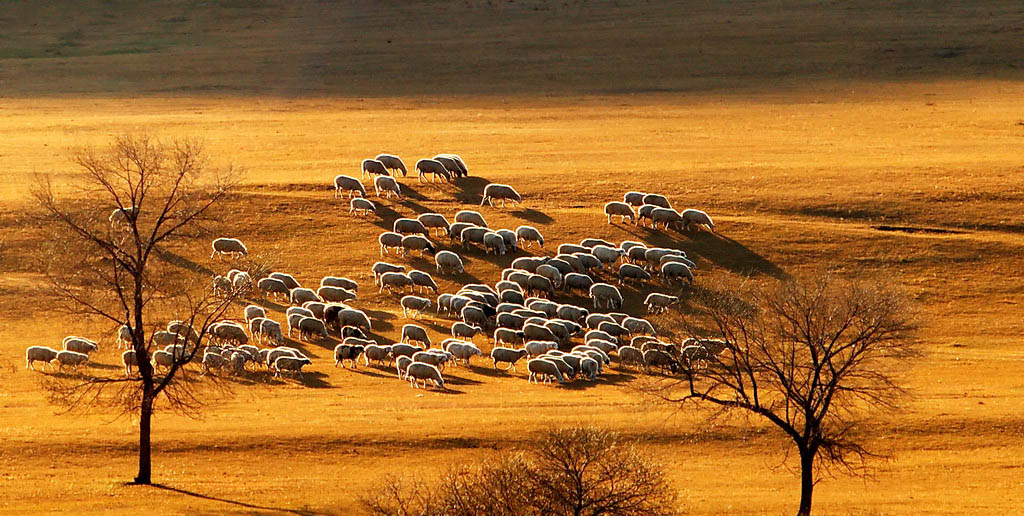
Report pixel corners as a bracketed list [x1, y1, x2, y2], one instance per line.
[363, 427, 679, 516]
[652, 273, 919, 516]
[32, 135, 245, 485]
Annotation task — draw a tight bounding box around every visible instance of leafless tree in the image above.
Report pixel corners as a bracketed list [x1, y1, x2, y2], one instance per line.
[363, 427, 679, 516]
[650, 273, 919, 516]
[31, 135, 249, 485]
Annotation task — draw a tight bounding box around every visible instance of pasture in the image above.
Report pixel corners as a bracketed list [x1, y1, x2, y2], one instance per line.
[1, 1, 1023, 514]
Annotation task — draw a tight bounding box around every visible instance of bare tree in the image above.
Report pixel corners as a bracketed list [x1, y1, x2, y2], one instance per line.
[32, 135, 246, 485]
[652, 273, 919, 516]
[363, 427, 679, 516]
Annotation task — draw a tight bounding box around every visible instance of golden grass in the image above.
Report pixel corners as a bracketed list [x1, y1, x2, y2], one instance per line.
[2, 1, 1024, 514]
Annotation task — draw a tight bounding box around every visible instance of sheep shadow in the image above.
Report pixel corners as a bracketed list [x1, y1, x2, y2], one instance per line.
[338, 366, 392, 379]
[453, 176, 491, 204]
[508, 207, 554, 224]
[87, 361, 123, 371]
[675, 231, 788, 279]
[440, 370, 483, 386]
[466, 365, 519, 379]
[155, 248, 217, 277]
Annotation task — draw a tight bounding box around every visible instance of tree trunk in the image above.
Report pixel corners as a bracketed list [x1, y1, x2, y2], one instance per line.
[134, 390, 153, 485]
[797, 448, 814, 516]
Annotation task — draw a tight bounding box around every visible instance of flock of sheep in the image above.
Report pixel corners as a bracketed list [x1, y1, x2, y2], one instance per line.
[26, 152, 724, 391]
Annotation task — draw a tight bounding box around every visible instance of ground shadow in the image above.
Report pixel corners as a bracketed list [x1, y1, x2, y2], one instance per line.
[616, 223, 787, 279]
[453, 176, 491, 204]
[508, 207, 554, 224]
[155, 248, 216, 277]
[147, 483, 327, 516]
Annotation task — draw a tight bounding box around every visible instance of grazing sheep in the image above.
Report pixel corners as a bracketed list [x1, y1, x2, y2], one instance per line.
[493, 327, 525, 346]
[265, 347, 306, 368]
[392, 343, 424, 359]
[395, 355, 413, 379]
[434, 251, 465, 275]
[401, 235, 437, 256]
[151, 349, 174, 371]
[374, 175, 402, 198]
[482, 231, 507, 255]
[372, 262, 406, 285]
[62, 337, 98, 355]
[321, 276, 358, 292]
[535, 264, 563, 288]
[527, 299, 559, 317]
[416, 159, 451, 183]
[401, 324, 431, 347]
[661, 254, 697, 270]
[524, 339, 558, 357]
[528, 358, 564, 384]
[586, 339, 618, 355]
[542, 355, 576, 380]
[618, 345, 646, 370]
[417, 213, 451, 237]
[287, 306, 315, 319]
[258, 277, 290, 299]
[460, 226, 490, 250]
[297, 316, 329, 341]
[446, 341, 482, 366]
[494, 229, 518, 253]
[511, 256, 547, 273]
[244, 305, 267, 323]
[572, 252, 603, 273]
[378, 231, 404, 256]
[364, 344, 394, 367]
[201, 351, 229, 375]
[54, 350, 90, 371]
[411, 350, 451, 371]
[662, 262, 695, 285]
[604, 202, 635, 224]
[152, 330, 180, 347]
[580, 238, 615, 249]
[623, 191, 647, 207]
[586, 329, 618, 345]
[350, 197, 376, 216]
[336, 307, 373, 332]
[379, 272, 414, 295]
[334, 175, 366, 199]
[454, 210, 487, 228]
[269, 272, 301, 290]
[480, 183, 522, 208]
[490, 347, 528, 372]
[435, 154, 468, 177]
[210, 238, 247, 260]
[623, 317, 657, 336]
[451, 321, 481, 341]
[591, 245, 625, 266]
[651, 207, 683, 231]
[598, 321, 630, 340]
[274, 356, 313, 379]
[394, 218, 429, 237]
[361, 158, 389, 179]
[509, 227, 544, 250]
[26, 346, 59, 371]
[586, 313, 616, 329]
[618, 263, 652, 285]
[407, 270, 438, 294]
[108, 205, 138, 228]
[211, 322, 248, 346]
[460, 305, 491, 330]
[556, 304, 589, 324]
[447, 222, 477, 244]
[553, 254, 584, 273]
[496, 312, 527, 330]
[116, 325, 132, 349]
[681, 209, 715, 232]
[636, 204, 659, 228]
[334, 343, 366, 368]
[501, 289, 526, 305]
[644, 293, 679, 314]
[122, 350, 138, 376]
[526, 274, 556, 298]
[561, 273, 593, 296]
[401, 295, 432, 318]
[558, 243, 589, 255]
[375, 154, 408, 176]
[289, 287, 319, 306]
[642, 193, 672, 209]
[497, 281, 523, 294]
[406, 362, 445, 389]
[318, 286, 357, 303]
[589, 283, 623, 310]
[644, 349, 679, 375]
[257, 318, 284, 347]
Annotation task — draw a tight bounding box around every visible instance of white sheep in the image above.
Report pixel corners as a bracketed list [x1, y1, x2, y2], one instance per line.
[527, 358, 564, 384]
[379, 272, 414, 294]
[394, 218, 429, 236]
[681, 208, 715, 232]
[661, 262, 694, 285]
[524, 340, 557, 357]
[372, 262, 406, 284]
[25, 346, 59, 371]
[401, 235, 436, 256]
[417, 213, 451, 237]
[374, 175, 402, 198]
[364, 344, 394, 367]
[618, 263, 652, 285]
[483, 231, 508, 255]
[446, 340, 482, 366]
[434, 251, 465, 275]
[405, 362, 445, 389]
[258, 277, 290, 300]
[415, 159, 451, 183]
[334, 175, 366, 199]
[650, 207, 683, 231]
[408, 270, 438, 294]
[604, 202, 635, 224]
[454, 210, 487, 228]
[375, 154, 408, 176]
[210, 238, 247, 260]
[349, 197, 376, 216]
[244, 305, 267, 324]
[290, 287, 320, 305]
[318, 285, 357, 303]
[642, 193, 672, 209]
[480, 183, 522, 208]
[122, 350, 138, 376]
[274, 356, 312, 379]
[361, 158, 389, 178]
[62, 336, 98, 355]
[644, 293, 679, 314]
[401, 295, 432, 318]
[589, 283, 623, 310]
[54, 350, 90, 371]
[623, 191, 647, 207]
[401, 324, 431, 347]
[490, 347, 528, 372]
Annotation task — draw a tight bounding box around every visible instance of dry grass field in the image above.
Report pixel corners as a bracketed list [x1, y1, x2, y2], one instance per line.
[2, 1, 1024, 514]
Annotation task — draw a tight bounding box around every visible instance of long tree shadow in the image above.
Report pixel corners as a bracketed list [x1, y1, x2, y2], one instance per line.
[155, 248, 216, 277]
[147, 483, 328, 516]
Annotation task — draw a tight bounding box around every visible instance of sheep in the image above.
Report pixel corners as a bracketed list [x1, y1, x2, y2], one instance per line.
[401, 295, 432, 318]
[375, 153, 408, 176]
[558, 243, 589, 255]
[483, 231, 508, 255]
[401, 324, 430, 347]
[287, 287, 318, 305]
[642, 193, 672, 209]
[269, 272, 301, 290]
[495, 229, 518, 254]
[400, 270, 436, 294]
[527, 299, 559, 317]
[415, 159, 451, 183]
[542, 355, 576, 380]
[401, 235, 437, 256]
[572, 345, 611, 366]
[586, 313, 616, 329]
[211, 322, 248, 346]
[623, 317, 657, 336]
[591, 245, 625, 266]
[406, 362, 445, 389]
[26, 346, 59, 371]
[122, 350, 138, 376]
[587, 339, 618, 355]
[510, 226, 545, 250]
[578, 356, 600, 381]
[447, 222, 478, 244]
[394, 218, 429, 237]
[528, 358, 564, 384]
[589, 283, 623, 310]
[480, 183, 522, 208]
[152, 330, 181, 347]
[643, 349, 680, 375]
[604, 202, 635, 224]
[506, 271, 531, 290]
[201, 351, 229, 374]
[585, 329, 618, 345]
[364, 344, 394, 367]
[417, 213, 451, 237]
[623, 191, 647, 207]
[392, 343, 423, 359]
[54, 350, 90, 371]
[378, 231, 404, 256]
[493, 327, 525, 347]
[651, 207, 683, 231]
[411, 350, 451, 371]
[618, 263, 652, 285]
[662, 262, 695, 285]
[617, 345, 646, 370]
[447, 321, 479, 341]
[460, 305, 491, 330]
[496, 312, 527, 330]
[598, 321, 630, 339]
[500, 289, 526, 305]
[627, 245, 650, 264]
[379, 272, 414, 294]
[287, 306, 315, 319]
[395, 355, 413, 379]
[556, 304, 589, 324]
[434, 251, 465, 275]
[334, 175, 366, 199]
[446, 341, 482, 366]
[334, 343, 366, 368]
[460, 226, 490, 250]
[361, 158, 389, 179]
[244, 305, 267, 323]
[535, 264, 563, 288]
[490, 347, 528, 372]
[259, 319, 284, 347]
[527, 274, 556, 299]
[544, 320, 572, 344]
[553, 254, 584, 273]
[265, 347, 305, 368]
[681, 209, 715, 232]
[636, 204, 659, 228]
[258, 278, 291, 299]
[350, 197, 376, 216]
[318, 286, 357, 303]
[435, 154, 469, 177]
[151, 349, 175, 371]
[573, 252, 603, 273]
[116, 325, 133, 349]
[62, 337, 98, 355]
[210, 237, 247, 260]
[454, 210, 487, 228]
[511, 256, 547, 273]
[660, 254, 697, 270]
[681, 345, 713, 370]
[374, 175, 402, 198]
[524, 339, 558, 357]
[297, 316, 329, 341]
[108, 205, 138, 229]
[274, 356, 312, 379]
